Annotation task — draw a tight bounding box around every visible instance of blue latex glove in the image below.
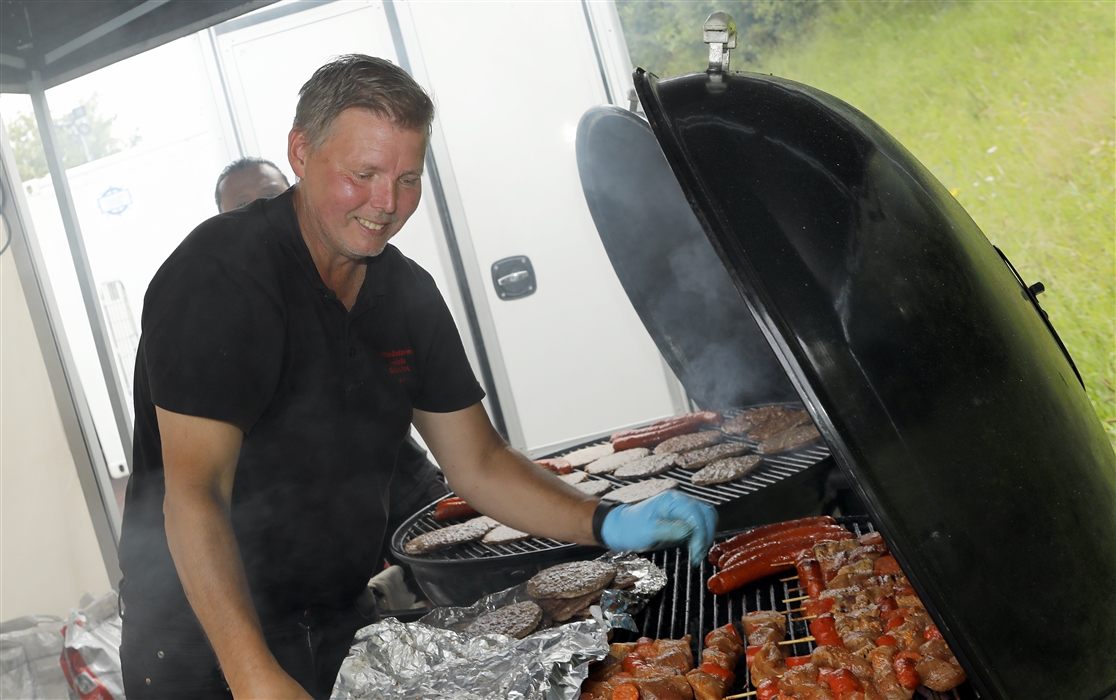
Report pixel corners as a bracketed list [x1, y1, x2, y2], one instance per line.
[600, 491, 717, 567]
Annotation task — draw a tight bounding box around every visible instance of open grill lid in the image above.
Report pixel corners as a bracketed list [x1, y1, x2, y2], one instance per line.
[575, 106, 797, 409]
[577, 68, 1114, 699]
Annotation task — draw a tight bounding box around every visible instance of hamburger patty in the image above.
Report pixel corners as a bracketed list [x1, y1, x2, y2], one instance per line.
[574, 479, 613, 497]
[677, 442, 751, 470]
[691, 455, 763, 486]
[613, 453, 679, 479]
[537, 588, 605, 622]
[584, 448, 651, 475]
[482, 524, 530, 545]
[748, 409, 811, 440]
[404, 516, 497, 555]
[563, 443, 615, 467]
[603, 478, 679, 504]
[465, 601, 543, 639]
[722, 406, 788, 435]
[652, 430, 724, 454]
[526, 560, 618, 599]
[757, 424, 821, 453]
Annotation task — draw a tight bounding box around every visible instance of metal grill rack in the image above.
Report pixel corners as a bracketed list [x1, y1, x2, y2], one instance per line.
[393, 404, 831, 563]
[614, 516, 980, 699]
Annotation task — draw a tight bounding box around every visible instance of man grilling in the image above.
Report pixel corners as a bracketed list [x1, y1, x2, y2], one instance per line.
[118, 54, 716, 700]
[213, 155, 453, 600]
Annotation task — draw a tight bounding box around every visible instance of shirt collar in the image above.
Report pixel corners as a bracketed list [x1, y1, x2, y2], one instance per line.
[264, 188, 388, 312]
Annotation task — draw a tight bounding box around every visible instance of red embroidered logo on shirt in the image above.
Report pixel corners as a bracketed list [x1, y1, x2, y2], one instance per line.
[381, 349, 413, 380]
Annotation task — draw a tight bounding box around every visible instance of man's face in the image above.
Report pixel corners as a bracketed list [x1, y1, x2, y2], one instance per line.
[217, 164, 289, 213]
[288, 108, 426, 260]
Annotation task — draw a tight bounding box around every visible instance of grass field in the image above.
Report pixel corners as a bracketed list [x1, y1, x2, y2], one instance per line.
[622, 1, 1116, 444]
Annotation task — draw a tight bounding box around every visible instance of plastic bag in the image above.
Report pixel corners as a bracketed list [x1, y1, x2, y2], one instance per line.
[60, 592, 123, 700]
[0, 614, 69, 699]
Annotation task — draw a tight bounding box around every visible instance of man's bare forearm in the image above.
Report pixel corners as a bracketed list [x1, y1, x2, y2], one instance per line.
[413, 405, 598, 545]
[458, 444, 598, 544]
[163, 486, 297, 696]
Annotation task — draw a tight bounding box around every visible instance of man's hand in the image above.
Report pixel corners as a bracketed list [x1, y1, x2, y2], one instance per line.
[237, 665, 313, 700]
[599, 491, 718, 567]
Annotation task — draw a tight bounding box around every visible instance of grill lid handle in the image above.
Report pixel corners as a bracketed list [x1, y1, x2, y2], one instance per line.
[703, 12, 736, 73]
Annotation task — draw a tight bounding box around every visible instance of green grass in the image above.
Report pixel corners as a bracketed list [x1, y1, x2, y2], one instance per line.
[624, 1, 1116, 445]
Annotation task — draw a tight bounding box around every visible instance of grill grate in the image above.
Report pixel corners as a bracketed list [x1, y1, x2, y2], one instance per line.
[392, 404, 830, 562]
[614, 516, 980, 699]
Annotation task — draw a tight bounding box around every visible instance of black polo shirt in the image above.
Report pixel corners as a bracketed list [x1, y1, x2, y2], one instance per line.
[118, 190, 483, 621]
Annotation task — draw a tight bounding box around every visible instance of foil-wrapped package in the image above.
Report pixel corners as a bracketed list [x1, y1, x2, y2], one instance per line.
[332, 553, 665, 699]
[331, 617, 606, 700]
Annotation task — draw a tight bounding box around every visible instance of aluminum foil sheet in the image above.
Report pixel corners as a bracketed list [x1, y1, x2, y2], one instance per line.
[331, 617, 606, 700]
[331, 553, 665, 700]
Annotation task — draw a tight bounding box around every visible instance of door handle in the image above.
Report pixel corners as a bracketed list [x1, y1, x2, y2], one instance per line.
[490, 256, 536, 300]
[497, 270, 529, 287]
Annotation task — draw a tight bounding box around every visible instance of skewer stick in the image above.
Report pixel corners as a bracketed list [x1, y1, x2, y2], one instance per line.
[779, 575, 799, 582]
[723, 692, 756, 699]
[792, 616, 818, 622]
[785, 585, 803, 593]
[778, 636, 815, 645]
[783, 594, 810, 603]
[785, 606, 805, 614]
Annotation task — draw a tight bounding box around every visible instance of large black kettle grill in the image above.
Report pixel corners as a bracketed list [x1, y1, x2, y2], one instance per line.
[395, 15, 1115, 700]
[578, 17, 1115, 699]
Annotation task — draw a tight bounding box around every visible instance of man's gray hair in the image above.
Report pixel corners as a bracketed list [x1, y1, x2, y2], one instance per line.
[294, 54, 434, 150]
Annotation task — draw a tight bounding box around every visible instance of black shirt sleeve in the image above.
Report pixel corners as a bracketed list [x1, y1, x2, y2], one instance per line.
[142, 254, 284, 433]
[404, 266, 485, 413]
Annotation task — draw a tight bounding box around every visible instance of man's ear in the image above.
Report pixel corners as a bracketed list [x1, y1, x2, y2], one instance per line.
[288, 128, 310, 179]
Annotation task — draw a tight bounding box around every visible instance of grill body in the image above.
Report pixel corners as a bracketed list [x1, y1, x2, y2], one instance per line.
[391, 406, 834, 606]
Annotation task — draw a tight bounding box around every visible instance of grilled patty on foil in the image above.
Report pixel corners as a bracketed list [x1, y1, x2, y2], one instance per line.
[465, 601, 543, 639]
[526, 560, 618, 599]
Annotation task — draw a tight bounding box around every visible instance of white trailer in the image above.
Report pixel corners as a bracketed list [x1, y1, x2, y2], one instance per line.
[1, 0, 687, 615]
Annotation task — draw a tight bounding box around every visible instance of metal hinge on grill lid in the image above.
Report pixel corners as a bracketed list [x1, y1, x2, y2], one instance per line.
[703, 12, 737, 74]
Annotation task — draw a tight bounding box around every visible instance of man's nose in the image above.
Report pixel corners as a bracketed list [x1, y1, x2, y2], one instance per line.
[368, 177, 397, 213]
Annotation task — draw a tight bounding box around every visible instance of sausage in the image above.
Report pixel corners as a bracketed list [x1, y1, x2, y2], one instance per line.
[698, 661, 733, 683]
[756, 678, 783, 700]
[716, 525, 853, 568]
[610, 412, 711, 441]
[705, 623, 743, 647]
[609, 411, 723, 441]
[718, 532, 852, 571]
[785, 655, 812, 668]
[803, 598, 834, 617]
[894, 655, 921, 690]
[795, 559, 825, 599]
[611, 682, 640, 700]
[923, 624, 944, 641]
[876, 595, 899, 618]
[433, 497, 479, 520]
[611, 411, 723, 449]
[875, 634, 898, 647]
[718, 527, 854, 570]
[822, 668, 863, 698]
[857, 531, 885, 547]
[873, 555, 902, 576]
[808, 614, 843, 648]
[708, 516, 837, 563]
[707, 542, 815, 595]
[534, 458, 573, 474]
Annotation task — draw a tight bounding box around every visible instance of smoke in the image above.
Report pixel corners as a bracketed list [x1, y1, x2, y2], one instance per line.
[576, 106, 798, 410]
